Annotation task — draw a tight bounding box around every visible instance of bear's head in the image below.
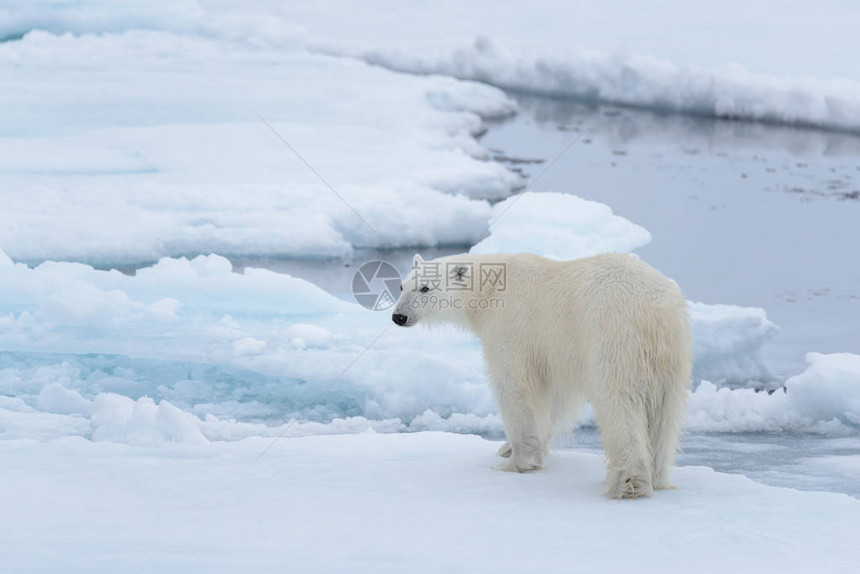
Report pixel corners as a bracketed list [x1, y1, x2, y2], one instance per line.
[392, 253, 497, 329]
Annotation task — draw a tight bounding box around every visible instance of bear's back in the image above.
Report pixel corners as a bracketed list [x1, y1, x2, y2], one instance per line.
[502, 252, 684, 322]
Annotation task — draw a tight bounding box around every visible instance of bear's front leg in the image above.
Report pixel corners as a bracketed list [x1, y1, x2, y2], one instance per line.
[490, 372, 546, 473]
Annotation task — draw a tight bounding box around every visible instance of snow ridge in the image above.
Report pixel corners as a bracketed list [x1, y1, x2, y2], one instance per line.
[359, 36, 860, 134]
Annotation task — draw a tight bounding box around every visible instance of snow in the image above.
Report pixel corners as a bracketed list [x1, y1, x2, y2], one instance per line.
[470, 191, 652, 260]
[0, 250, 496, 430]
[689, 302, 778, 385]
[0, 29, 518, 263]
[1, 432, 859, 573]
[6, 1, 860, 80]
[360, 36, 860, 133]
[687, 353, 860, 434]
[37, 382, 92, 415]
[785, 353, 860, 426]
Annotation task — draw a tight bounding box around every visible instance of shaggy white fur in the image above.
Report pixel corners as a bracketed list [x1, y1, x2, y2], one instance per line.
[392, 252, 692, 499]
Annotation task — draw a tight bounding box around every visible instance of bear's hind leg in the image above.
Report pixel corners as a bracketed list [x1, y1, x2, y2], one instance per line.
[593, 386, 654, 499]
[649, 381, 688, 490]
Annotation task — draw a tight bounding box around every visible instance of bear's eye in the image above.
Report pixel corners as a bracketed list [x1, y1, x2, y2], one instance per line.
[419, 285, 430, 293]
[400, 284, 403, 292]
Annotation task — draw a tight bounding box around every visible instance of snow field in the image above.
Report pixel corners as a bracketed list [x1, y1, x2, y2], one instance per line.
[1, 432, 858, 573]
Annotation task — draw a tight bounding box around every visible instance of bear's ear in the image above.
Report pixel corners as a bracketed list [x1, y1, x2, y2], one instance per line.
[412, 253, 424, 268]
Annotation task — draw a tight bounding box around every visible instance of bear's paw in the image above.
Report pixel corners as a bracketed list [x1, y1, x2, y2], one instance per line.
[606, 471, 653, 500]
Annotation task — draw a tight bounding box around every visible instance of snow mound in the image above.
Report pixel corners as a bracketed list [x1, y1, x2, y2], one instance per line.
[470, 192, 651, 260]
[362, 36, 860, 133]
[689, 302, 779, 385]
[687, 353, 860, 433]
[37, 382, 92, 415]
[90, 393, 208, 446]
[786, 353, 860, 426]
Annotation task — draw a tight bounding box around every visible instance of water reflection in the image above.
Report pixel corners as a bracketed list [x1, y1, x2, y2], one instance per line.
[499, 94, 860, 158]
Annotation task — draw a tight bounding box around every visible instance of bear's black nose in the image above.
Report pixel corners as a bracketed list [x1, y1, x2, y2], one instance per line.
[392, 313, 408, 326]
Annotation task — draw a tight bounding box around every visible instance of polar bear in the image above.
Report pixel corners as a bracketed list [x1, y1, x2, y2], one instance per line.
[391, 252, 692, 499]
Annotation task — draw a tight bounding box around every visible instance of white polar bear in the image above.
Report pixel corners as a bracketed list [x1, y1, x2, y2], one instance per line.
[392, 252, 692, 499]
